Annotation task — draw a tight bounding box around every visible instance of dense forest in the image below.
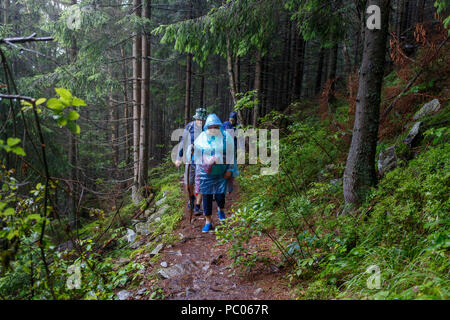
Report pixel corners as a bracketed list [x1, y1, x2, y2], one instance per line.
[0, 0, 448, 300]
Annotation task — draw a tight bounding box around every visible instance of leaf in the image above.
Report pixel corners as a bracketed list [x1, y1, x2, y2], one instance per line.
[55, 88, 73, 106]
[57, 117, 68, 127]
[27, 214, 42, 222]
[3, 208, 14, 216]
[35, 98, 46, 106]
[55, 88, 72, 101]
[11, 146, 26, 156]
[7, 137, 20, 147]
[67, 121, 81, 134]
[72, 97, 87, 107]
[47, 98, 65, 112]
[67, 110, 80, 121]
[21, 100, 32, 106]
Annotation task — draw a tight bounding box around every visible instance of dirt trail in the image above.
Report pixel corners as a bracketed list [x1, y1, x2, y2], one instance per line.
[140, 182, 294, 300]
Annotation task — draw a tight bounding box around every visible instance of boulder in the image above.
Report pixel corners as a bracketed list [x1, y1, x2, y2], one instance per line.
[412, 99, 441, 120]
[403, 121, 423, 146]
[378, 146, 397, 176]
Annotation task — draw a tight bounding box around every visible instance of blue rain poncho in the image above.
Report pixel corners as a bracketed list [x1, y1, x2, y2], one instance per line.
[194, 114, 239, 195]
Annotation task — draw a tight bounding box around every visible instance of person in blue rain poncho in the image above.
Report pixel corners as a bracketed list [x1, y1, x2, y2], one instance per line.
[193, 114, 239, 233]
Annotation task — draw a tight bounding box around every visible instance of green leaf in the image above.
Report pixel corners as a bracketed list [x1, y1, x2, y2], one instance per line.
[3, 208, 14, 216]
[55, 88, 73, 106]
[67, 121, 81, 134]
[47, 98, 65, 112]
[67, 110, 80, 121]
[11, 146, 26, 156]
[7, 137, 20, 147]
[72, 97, 87, 107]
[55, 88, 72, 100]
[35, 98, 46, 106]
[57, 117, 68, 127]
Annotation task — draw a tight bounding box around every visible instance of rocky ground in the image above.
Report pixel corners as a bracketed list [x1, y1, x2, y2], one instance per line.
[118, 182, 295, 300]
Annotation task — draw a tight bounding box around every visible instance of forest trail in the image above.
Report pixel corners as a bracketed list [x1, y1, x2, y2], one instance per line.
[134, 180, 294, 300]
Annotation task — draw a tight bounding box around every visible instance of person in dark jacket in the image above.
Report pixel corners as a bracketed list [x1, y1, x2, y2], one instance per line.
[175, 108, 207, 215]
[223, 111, 239, 131]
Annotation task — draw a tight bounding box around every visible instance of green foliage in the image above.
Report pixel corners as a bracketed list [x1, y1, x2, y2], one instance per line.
[221, 100, 449, 299]
[0, 137, 26, 156]
[154, 0, 280, 64]
[44, 88, 86, 135]
[434, 0, 450, 29]
[285, 0, 353, 47]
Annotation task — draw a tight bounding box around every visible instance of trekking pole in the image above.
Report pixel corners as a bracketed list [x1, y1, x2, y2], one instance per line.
[187, 145, 195, 224]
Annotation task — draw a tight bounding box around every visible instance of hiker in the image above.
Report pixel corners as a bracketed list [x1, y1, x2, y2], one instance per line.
[222, 111, 240, 192]
[223, 111, 239, 131]
[193, 113, 238, 233]
[175, 108, 207, 215]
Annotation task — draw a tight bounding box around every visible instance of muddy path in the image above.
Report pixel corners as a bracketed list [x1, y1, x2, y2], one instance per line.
[142, 181, 295, 300]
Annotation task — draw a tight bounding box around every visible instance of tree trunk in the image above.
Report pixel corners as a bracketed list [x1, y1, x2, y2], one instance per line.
[253, 50, 262, 127]
[343, 0, 391, 208]
[199, 66, 205, 108]
[184, 53, 192, 125]
[327, 42, 338, 108]
[120, 45, 131, 166]
[292, 33, 305, 100]
[226, 36, 243, 123]
[132, 0, 142, 203]
[3, 0, 9, 24]
[139, 0, 151, 190]
[315, 47, 325, 94]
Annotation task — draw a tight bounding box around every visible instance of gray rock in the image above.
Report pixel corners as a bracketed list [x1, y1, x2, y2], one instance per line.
[136, 288, 146, 296]
[168, 250, 182, 256]
[150, 243, 164, 256]
[147, 204, 170, 224]
[135, 221, 152, 236]
[117, 257, 130, 266]
[157, 264, 185, 279]
[155, 197, 166, 207]
[126, 229, 136, 243]
[403, 121, 423, 146]
[117, 290, 132, 300]
[412, 99, 441, 120]
[162, 190, 172, 197]
[157, 259, 199, 280]
[378, 146, 397, 176]
[130, 240, 143, 249]
[254, 288, 263, 295]
[160, 261, 168, 268]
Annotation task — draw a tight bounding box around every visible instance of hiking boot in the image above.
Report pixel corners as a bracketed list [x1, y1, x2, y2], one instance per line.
[202, 223, 214, 233]
[218, 209, 226, 221]
[194, 204, 202, 216]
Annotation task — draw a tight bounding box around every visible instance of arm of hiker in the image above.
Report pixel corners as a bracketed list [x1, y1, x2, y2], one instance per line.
[176, 124, 190, 167]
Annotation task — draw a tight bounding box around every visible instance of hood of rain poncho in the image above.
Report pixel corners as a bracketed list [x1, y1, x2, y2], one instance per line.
[193, 114, 239, 194]
[229, 111, 238, 120]
[203, 113, 224, 132]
